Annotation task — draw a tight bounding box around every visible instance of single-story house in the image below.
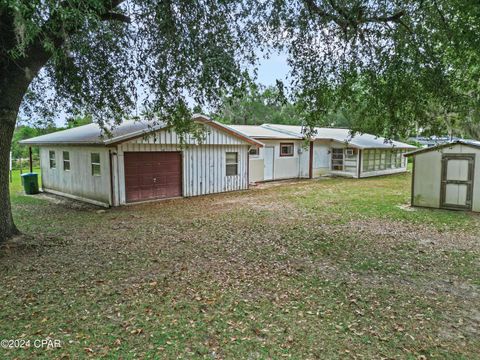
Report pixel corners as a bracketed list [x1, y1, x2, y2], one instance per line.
[20, 115, 263, 207]
[228, 124, 416, 183]
[405, 140, 480, 211]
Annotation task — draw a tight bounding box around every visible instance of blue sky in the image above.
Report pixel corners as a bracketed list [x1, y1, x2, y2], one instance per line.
[49, 51, 291, 126]
[254, 51, 291, 87]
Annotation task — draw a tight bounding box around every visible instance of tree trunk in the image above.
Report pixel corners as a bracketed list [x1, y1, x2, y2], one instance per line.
[0, 108, 20, 243]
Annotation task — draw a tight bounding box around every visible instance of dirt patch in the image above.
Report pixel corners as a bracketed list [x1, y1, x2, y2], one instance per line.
[35, 192, 101, 210]
[344, 218, 480, 251]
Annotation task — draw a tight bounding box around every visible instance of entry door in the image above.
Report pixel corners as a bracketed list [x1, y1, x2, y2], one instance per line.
[124, 152, 182, 203]
[264, 147, 274, 181]
[440, 154, 475, 210]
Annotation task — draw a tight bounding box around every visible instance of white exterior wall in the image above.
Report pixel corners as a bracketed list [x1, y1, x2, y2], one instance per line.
[114, 125, 250, 205]
[412, 144, 480, 211]
[39, 146, 111, 206]
[248, 139, 310, 182]
[312, 141, 331, 177]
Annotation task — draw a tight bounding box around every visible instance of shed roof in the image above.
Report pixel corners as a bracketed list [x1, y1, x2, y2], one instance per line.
[404, 140, 480, 157]
[20, 114, 263, 147]
[229, 123, 415, 149]
[227, 124, 303, 139]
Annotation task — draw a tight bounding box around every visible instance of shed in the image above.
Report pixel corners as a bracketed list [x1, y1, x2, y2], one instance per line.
[405, 140, 480, 211]
[20, 115, 262, 207]
[229, 124, 416, 183]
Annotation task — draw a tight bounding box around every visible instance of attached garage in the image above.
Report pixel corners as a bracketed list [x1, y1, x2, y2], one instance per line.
[124, 152, 182, 202]
[20, 115, 262, 207]
[405, 140, 480, 211]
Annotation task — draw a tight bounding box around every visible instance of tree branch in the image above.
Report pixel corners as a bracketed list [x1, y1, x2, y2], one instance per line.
[303, 0, 406, 27]
[100, 12, 131, 23]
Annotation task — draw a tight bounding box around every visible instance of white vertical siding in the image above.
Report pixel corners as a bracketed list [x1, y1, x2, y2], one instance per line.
[115, 143, 249, 203]
[39, 146, 111, 206]
[413, 144, 480, 211]
[129, 125, 247, 146]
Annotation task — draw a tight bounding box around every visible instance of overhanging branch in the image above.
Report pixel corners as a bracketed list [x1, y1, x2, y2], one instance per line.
[100, 12, 131, 23]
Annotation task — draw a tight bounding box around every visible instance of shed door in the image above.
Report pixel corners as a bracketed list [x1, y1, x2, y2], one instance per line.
[264, 147, 274, 181]
[440, 154, 475, 210]
[124, 152, 182, 203]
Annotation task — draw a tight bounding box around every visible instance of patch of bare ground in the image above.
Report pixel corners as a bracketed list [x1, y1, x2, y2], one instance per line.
[34, 191, 101, 210]
[343, 218, 480, 251]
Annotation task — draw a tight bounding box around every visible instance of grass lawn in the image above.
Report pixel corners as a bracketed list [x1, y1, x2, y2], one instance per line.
[2, 170, 479, 358]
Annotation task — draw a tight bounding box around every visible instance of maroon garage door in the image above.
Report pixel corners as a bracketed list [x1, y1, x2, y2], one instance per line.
[124, 152, 182, 202]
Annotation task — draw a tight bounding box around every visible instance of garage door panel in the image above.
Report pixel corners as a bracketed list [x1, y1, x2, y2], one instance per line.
[124, 152, 182, 202]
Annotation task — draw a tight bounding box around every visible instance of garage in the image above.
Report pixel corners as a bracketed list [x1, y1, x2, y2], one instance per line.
[405, 140, 480, 212]
[124, 152, 182, 202]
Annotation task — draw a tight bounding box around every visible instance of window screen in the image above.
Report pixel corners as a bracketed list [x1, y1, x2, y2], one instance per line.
[91, 153, 101, 176]
[49, 151, 56, 169]
[226, 152, 238, 176]
[63, 151, 70, 171]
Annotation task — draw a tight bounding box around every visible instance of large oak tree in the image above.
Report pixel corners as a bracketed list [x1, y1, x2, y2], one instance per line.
[1, 0, 479, 243]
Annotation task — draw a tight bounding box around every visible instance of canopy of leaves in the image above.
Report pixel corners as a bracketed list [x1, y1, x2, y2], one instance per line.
[258, 0, 480, 138]
[214, 83, 303, 125]
[3, 0, 480, 138]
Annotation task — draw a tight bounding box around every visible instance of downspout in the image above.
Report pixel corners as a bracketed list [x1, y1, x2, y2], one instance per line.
[357, 149, 362, 179]
[108, 149, 114, 207]
[309, 141, 313, 179]
[29, 146, 33, 173]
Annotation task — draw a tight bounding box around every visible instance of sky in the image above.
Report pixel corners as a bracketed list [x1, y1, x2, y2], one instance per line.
[48, 51, 292, 127]
[254, 51, 291, 87]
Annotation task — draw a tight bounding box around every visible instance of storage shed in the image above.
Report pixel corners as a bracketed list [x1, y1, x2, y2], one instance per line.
[405, 140, 480, 211]
[20, 115, 262, 207]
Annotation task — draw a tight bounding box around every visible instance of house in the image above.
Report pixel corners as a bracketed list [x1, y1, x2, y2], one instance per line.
[228, 125, 307, 182]
[405, 140, 480, 211]
[228, 124, 416, 183]
[20, 115, 262, 207]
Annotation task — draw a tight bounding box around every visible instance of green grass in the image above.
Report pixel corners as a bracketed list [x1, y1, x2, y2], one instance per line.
[1, 171, 479, 358]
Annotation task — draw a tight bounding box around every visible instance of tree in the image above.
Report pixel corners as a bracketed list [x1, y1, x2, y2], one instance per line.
[2, 0, 479, 243]
[216, 83, 303, 125]
[0, 0, 258, 243]
[262, 1, 480, 138]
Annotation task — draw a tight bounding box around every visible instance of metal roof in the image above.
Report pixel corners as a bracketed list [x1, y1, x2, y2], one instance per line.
[264, 124, 416, 149]
[19, 114, 263, 147]
[404, 139, 480, 157]
[230, 123, 415, 149]
[227, 124, 303, 139]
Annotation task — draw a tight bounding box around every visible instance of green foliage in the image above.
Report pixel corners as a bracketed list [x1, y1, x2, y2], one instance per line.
[215, 83, 303, 125]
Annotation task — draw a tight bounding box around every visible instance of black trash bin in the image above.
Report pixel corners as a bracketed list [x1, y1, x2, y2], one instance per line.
[21, 173, 39, 195]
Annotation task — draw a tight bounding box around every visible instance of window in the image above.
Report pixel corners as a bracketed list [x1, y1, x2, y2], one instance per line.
[49, 151, 56, 169]
[345, 148, 354, 156]
[331, 148, 344, 170]
[63, 151, 70, 171]
[91, 153, 101, 176]
[249, 147, 259, 156]
[385, 150, 392, 169]
[280, 143, 294, 157]
[226, 152, 238, 176]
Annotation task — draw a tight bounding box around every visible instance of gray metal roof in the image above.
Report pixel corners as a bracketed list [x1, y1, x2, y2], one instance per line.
[263, 124, 416, 149]
[227, 124, 303, 139]
[19, 120, 166, 146]
[19, 114, 264, 147]
[405, 139, 480, 157]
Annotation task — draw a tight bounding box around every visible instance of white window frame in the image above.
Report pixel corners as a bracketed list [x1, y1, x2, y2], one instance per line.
[280, 143, 294, 157]
[49, 150, 56, 169]
[249, 147, 259, 157]
[63, 151, 70, 171]
[226, 152, 238, 176]
[91, 153, 101, 176]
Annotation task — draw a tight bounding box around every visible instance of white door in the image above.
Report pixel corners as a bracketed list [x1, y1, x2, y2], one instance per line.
[264, 147, 274, 181]
[441, 155, 475, 210]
